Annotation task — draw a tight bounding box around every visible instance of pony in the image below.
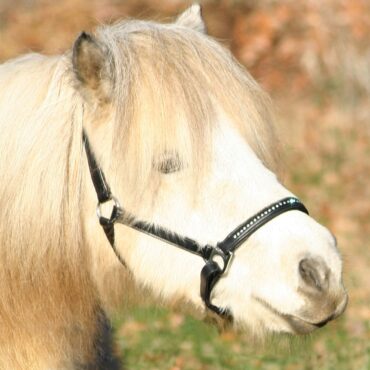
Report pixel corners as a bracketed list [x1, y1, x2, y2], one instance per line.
[0, 5, 347, 369]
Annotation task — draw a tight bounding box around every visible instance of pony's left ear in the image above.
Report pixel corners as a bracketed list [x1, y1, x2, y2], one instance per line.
[72, 32, 112, 103]
[175, 4, 207, 34]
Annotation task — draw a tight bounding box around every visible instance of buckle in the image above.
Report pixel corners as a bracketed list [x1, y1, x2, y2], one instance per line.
[209, 247, 234, 274]
[96, 195, 121, 223]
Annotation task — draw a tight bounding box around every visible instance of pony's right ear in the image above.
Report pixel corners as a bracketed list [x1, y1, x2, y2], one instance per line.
[72, 32, 112, 103]
[176, 4, 207, 34]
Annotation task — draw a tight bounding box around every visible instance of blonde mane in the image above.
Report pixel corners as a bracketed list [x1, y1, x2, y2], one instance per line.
[0, 18, 277, 367]
[99, 21, 278, 195]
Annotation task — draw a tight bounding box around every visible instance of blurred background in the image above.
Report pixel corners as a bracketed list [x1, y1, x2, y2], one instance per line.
[0, 0, 369, 369]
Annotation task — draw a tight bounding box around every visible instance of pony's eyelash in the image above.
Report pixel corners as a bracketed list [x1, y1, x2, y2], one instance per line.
[155, 153, 182, 174]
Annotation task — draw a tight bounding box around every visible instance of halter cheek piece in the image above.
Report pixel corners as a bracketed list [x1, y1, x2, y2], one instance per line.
[83, 132, 309, 316]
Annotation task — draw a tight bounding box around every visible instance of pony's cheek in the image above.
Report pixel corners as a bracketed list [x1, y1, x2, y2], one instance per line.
[209, 261, 256, 324]
[120, 234, 204, 302]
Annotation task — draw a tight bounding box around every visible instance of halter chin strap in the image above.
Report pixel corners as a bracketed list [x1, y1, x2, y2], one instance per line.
[83, 131, 309, 317]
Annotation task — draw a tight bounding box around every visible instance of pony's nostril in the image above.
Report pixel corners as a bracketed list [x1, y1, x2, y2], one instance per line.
[299, 257, 329, 292]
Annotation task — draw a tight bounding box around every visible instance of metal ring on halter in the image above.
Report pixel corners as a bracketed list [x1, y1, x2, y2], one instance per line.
[208, 248, 234, 274]
[96, 196, 121, 221]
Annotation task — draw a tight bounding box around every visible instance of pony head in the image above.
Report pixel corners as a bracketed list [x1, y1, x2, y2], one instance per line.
[74, 5, 347, 336]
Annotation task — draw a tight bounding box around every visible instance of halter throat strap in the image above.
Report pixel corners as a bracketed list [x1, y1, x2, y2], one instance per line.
[83, 131, 309, 317]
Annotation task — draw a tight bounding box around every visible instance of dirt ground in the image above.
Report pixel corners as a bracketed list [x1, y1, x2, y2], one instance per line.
[1, 0, 369, 368]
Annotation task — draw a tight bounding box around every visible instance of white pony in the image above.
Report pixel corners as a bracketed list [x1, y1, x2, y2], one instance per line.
[0, 5, 347, 369]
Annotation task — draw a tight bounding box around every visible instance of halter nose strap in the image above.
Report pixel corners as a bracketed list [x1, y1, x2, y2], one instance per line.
[83, 131, 309, 317]
[200, 197, 309, 316]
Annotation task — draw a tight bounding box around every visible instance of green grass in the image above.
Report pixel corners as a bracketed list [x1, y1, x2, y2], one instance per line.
[114, 307, 370, 370]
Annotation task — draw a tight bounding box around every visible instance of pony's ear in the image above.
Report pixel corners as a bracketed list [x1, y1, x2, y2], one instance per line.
[72, 32, 112, 102]
[175, 4, 207, 34]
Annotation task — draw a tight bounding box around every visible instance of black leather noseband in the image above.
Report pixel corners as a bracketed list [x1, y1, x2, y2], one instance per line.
[83, 132, 309, 316]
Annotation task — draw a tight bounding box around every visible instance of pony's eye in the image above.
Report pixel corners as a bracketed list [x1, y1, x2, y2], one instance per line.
[155, 154, 182, 174]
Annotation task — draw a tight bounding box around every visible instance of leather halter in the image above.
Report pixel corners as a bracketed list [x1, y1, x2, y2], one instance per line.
[83, 131, 309, 316]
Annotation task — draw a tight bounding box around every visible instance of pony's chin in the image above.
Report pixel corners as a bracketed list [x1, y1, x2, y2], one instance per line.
[250, 305, 331, 335]
[281, 315, 327, 334]
[249, 293, 348, 335]
[235, 297, 328, 336]
[244, 314, 322, 336]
